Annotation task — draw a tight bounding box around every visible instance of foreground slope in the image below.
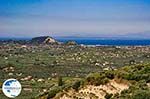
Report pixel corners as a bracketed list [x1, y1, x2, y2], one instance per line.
[60, 79, 129, 99]
[38, 63, 150, 99]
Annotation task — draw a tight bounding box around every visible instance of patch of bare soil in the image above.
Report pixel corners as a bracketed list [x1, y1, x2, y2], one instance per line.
[59, 79, 129, 99]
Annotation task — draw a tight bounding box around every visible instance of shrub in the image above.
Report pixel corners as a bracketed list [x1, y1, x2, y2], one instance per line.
[132, 90, 150, 99]
[105, 71, 115, 79]
[58, 76, 63, 86]
[47, 87, 62, 98]
[105, 93, 113, 99]
[72, 80, 81, 91]
[86, 73, 109, 86]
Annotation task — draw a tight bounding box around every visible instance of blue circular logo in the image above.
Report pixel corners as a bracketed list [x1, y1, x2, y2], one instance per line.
[2, 79, 22, 98]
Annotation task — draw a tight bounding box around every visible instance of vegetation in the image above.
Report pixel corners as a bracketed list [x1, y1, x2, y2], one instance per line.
[86, 72, 109, 85]
[72, 80, 82, 91]
[115, 63, 150, 82]
[105, 93, 113, 99]
[0, 42, 150, 99]
[36, 63, 150, 99]
[47, 87, 62, 98]
[58, 76, 63, 86]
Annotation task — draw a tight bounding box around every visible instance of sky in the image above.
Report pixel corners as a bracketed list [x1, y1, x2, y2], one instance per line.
[0, 0, 150, 38]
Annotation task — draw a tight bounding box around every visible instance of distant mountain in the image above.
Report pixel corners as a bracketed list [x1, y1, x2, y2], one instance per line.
[123, 32, 150, 39]
[55, 32, 150, 40]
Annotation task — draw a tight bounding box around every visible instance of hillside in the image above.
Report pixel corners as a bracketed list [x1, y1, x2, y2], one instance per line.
[60, 80, 129, 99]
[38, 63, 150, 99]
[31, 36, 58, 44]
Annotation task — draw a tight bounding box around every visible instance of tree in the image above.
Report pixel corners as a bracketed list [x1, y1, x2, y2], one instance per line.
[72, 81, 81, 91]
[58, 76, 63, 86]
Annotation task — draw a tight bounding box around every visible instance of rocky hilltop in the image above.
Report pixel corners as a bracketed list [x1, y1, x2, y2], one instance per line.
[31, 36, 58, 44]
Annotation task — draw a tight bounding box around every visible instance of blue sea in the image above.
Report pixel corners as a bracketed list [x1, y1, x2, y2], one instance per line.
[1, 37, 150, 46]
[56, 38, 150, 46]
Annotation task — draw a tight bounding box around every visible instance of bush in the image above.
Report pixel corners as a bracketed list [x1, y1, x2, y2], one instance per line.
[86, 73, 109, 86]
[115, 81, 150, 99]
[47, 87, 62, 98]
[105, 93, 113, 99]
[72, 80, 81, 91]
[132, 90, 150, 99]
[105, 71, 115, 79]
[115, 64, 150, 81]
